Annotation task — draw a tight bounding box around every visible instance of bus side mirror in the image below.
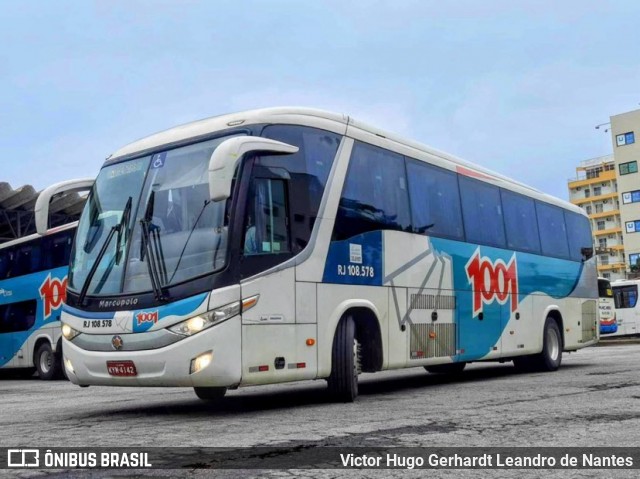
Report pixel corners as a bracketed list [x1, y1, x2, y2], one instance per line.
[581, 247, 594, 261]
[34, 178, 95, 235]
[208, 136, 298, 202]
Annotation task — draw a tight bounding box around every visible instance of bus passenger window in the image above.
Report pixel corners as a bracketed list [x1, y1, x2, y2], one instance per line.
[459, 176, 506, 249]
[0, 300, 37, 333]
[334, 142, 410, 241]
[0, 250, 11, 279]
[536, 201, 570, 259]
[406, 159, 463, 240]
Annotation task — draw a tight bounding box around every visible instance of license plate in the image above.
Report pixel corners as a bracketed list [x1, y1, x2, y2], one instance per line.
[107, 360, 137, 377]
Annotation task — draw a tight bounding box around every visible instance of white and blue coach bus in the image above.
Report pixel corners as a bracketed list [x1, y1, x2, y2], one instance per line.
[0, 179, 92, 379]
[61, 108, 598, 401]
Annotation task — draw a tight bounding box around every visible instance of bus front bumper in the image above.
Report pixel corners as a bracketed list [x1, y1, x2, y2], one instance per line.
[600, 324, 618, 335]
[62, 317, 242, 387]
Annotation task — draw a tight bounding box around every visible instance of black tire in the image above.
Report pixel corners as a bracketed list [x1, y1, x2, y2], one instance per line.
[56, 339, 68, 381]
[512, 356, 534, 372]
[34, 342, 63, 380]
[194, 387, 227, 402]
[533, 317, 563, 371]
[327, 316, 360, 402]
[514, 317, 562, 372]
[425, 362, 466, 374]
[0, 368, 36, 379]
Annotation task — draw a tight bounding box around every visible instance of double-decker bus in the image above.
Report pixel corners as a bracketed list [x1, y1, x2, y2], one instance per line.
[0, 179, 92, 379]
[598, 277, 617, 335]
[611, 279, 640, 336]
[61, 108, 598, 401]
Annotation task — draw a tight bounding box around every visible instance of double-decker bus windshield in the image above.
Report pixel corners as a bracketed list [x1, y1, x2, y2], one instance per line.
[69, 135, 239, 297]
[598, 278, 613, 299]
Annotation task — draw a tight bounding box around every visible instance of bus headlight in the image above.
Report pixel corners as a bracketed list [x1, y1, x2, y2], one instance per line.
[168, 301, 241, 336]
[62, 323, 80, 341]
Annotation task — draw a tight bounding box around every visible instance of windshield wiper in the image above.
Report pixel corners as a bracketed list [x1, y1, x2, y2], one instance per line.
[115, 197, 132, 264]
[140, 190, 168, 302]
[78, 197, 132, 306]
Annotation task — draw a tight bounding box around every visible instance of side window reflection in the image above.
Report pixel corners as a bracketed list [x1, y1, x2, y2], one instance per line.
[244, 178, 290, 256]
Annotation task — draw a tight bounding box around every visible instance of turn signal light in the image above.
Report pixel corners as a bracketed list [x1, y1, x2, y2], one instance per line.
[306, 338, 315, 346]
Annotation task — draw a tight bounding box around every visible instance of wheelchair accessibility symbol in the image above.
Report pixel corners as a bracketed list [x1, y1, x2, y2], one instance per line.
[151, 154, 166, 169]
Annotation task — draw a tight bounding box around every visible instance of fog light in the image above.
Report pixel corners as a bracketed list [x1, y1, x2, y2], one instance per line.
[190, 351, 213, 374]
[64, 358, 75, 374]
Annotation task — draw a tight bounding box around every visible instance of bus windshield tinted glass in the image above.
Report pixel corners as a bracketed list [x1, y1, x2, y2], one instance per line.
[598, 279, 613, 298]
[69, 134, 241, 296]
[613, 285, 638, 309]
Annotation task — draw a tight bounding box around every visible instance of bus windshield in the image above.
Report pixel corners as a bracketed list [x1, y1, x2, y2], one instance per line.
[598, 278, 613, 298]
[68, 135, 239, 296]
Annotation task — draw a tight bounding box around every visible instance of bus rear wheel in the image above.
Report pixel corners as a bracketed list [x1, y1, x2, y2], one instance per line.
[194, 387, 227, 402]
[327, 315, 361, 402]
[425, 362, 466, 374]
[514, 317, 562, 372]
[35, 342, 63, 380]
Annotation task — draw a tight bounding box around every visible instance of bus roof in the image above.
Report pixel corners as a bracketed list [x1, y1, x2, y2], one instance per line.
[106, 107, 584, 215]
[611, 279, 640, 287]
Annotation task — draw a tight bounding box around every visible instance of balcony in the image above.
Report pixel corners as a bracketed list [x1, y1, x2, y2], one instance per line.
[568, 169, 616, 188]
[598, 263, 626, 271]
[590, 209, 620, 219]
[571, 192, 619, 206]
[595, 246, 624, 255]
[593, 227, 622, 236]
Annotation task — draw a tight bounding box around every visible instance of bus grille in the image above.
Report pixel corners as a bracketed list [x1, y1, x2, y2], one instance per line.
[581, 300, 597, 343]
[410, 323, 456, 359]
[409, 294, 456, 310]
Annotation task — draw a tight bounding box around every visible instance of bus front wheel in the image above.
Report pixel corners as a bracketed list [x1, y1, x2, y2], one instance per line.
[194, 387, 227, 402]
[327, 315, 361, 402]
[35, 342, 63, 380]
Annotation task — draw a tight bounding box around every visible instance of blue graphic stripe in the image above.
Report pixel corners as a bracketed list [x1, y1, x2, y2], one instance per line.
[322, 231, 383, 286]
[132, 293, 209, 332]
[62, 304, 115, 320]
[322, 230, 592, 363]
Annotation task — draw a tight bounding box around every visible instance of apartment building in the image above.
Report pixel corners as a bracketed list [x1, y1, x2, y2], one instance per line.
[567, 108, 640, 280]
[568, 155, 625, 280]
[611, 108, 640, 277]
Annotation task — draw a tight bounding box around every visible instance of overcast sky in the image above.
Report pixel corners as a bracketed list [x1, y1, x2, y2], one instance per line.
[1, 0, 639, 199]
